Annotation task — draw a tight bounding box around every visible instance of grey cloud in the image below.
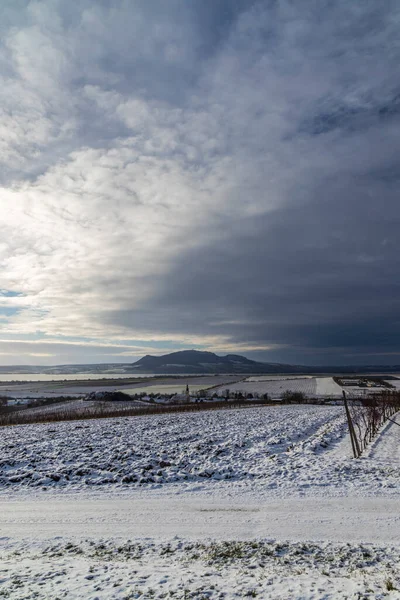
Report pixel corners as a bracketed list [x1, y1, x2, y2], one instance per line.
[1, 0, 400, 365]
[102, 161, 400, 364]
[300, 92, 400, 136]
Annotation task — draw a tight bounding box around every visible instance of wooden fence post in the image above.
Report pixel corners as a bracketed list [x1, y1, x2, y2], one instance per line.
[343, 390, 361, 458]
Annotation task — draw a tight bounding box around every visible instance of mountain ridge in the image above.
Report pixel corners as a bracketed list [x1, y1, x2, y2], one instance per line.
[131, 349, 270, 373]
[129, 349, 398, 375]
[1, 349, 400, 375]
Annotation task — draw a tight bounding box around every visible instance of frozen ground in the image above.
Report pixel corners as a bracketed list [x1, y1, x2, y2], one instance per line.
[4, 398, 87, 416]
[315, 377, 343, 396]
[0, 404, 393, 495]
[120, 384, 212, 395]
[1, 536, 400, 599]
[1, 405, 399, 495]
[215, 378, 318, 397]
[366, 417, 400, 467]
[7, 398, 148, 419]
[2, 494, 400, 542]
[0, 375, 239, 399]
[1, 406, 399, 599]
[386, 379, 400, 390]
[215, 377, 345, 398]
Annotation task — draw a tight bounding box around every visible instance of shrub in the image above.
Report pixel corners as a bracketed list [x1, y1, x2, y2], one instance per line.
[281, 390, 308, 403]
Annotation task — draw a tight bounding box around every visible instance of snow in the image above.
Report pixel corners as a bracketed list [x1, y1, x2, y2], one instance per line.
[0, 375, 240, 401]
[216, 376, 398, 399]
[1, 405, 400, 599]
[9, 398, 99, 417]
[1, 536, 400, 599]
[215, 376, 344, 398]
[315, 377, 343, 396]
[215, 377, 318, 397]
[385, 379, 400, 390]
[2, 494, 400, 543]
[366, 416, 400, 466]
[120, 384, 211, 395]
[0, 405, 399, 495]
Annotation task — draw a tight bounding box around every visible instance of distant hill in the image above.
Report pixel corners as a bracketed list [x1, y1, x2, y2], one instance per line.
[131, 350, 309, 374]
[1, 351, 400, 375]
[130, 350, 400, 374]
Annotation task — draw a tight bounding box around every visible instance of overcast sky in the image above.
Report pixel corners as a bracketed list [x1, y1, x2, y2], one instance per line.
[1, 0, 400, 366]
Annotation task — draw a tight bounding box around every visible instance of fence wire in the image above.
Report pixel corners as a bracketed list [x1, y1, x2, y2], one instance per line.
[344, 391, 400, 457]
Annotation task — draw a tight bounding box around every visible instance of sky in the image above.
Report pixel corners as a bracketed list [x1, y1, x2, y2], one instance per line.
[1, 0, 400, 367]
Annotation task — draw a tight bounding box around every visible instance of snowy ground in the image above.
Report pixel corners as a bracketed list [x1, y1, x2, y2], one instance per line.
[1, 536, 400, 599]
[385, 379, 400, 390]
[4, 398, 86, 416]
[215, 377, 345, 398]
[1, 405, 399, 495]
[0, 375, 240, 400]
[120, 384, 213, 395]
[6, 398, 147, 419]
[215, 378, 318, 397]
[315, 377, 343, 396]
[1, 405, 400, 599]
[2, 494, 400, 542]
[0, 405, 379, 494]
[216, 376, 400, 399]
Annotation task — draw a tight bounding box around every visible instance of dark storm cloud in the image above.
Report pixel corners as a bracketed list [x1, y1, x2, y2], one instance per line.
[105, 159, 400, 364]
[301, 92, 400, 136]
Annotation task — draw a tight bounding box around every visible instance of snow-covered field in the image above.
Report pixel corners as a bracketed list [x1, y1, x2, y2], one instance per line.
[386, 379, 400, 390]
[216, 376, 400, 399]
[120, 384, 211, 395]
[6, 398, 85, 416]
[1, 405, 398, 495]
[343, 385, 390, 397]
[215, 377, 345, 398]
[0, 374, 239, 401]
[8, 398, 148, 419]
[215, 377, 318, 397]
[315, 377, 343, 395]
[1, 405, 400, 599]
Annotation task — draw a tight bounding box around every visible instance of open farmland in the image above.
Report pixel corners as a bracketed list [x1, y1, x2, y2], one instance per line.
[1, 404, 399, 495]
[216, 376, 344, 398]
[1, 398, 148, 421]
[385, 379, 400, 390]
[0, 374, 240, 400]
[119, 384, 211, 395]
[216, 377, 318, 397]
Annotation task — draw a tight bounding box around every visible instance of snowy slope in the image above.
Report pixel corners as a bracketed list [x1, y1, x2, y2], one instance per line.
[316, 377, 343, 396]
[215, 378, 318, 397]
[1, 405, 399, 496]
[216, 376, 344, 397]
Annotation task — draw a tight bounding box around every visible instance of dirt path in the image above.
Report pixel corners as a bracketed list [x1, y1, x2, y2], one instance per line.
[1, 494, 399, 543]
